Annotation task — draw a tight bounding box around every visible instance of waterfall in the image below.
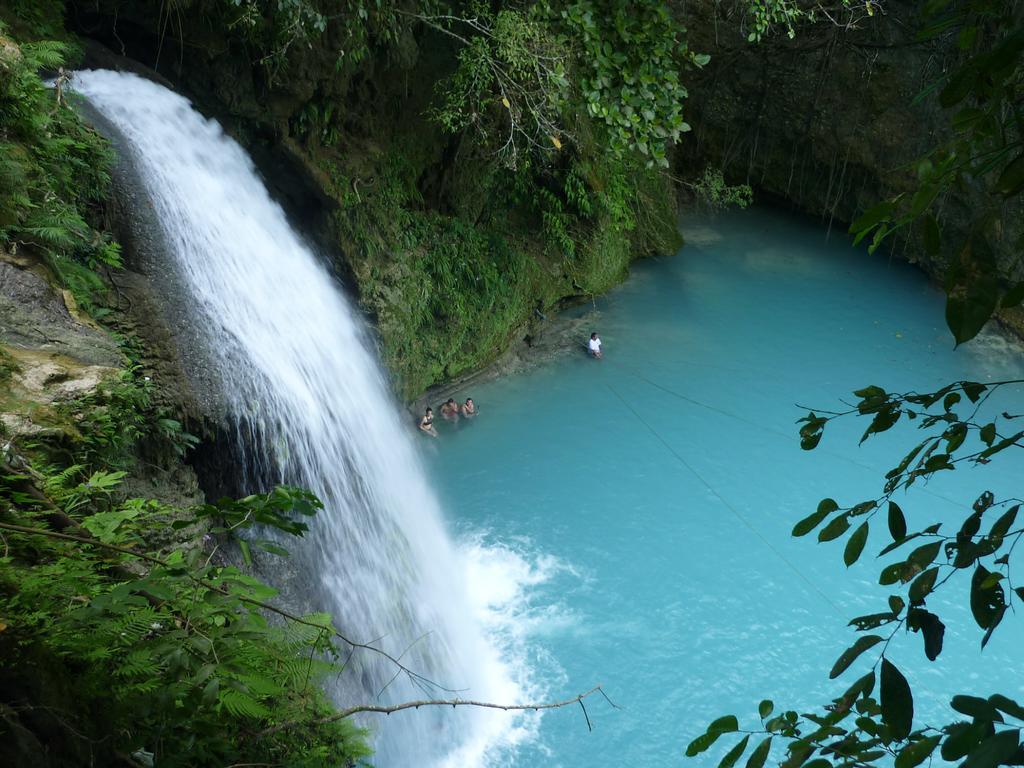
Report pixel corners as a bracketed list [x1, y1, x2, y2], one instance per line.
[72, 70, 533, 766]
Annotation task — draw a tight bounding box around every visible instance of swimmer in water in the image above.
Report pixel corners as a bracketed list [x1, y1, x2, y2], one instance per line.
[419, 407, 438, 437]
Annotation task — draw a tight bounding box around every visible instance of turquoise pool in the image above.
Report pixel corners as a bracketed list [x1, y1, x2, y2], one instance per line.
[426, 208, 1024, 767]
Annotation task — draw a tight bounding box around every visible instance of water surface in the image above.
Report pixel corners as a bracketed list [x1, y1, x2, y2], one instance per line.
[432, 208, 1024, 766]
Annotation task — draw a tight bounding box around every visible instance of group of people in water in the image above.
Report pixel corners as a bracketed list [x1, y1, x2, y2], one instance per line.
[417, 332, 601, 438]
[419, 396, 476, 437]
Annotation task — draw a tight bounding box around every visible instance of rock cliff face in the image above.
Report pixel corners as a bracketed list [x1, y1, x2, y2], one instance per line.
[679, 1, 942, 228]
[674, 0, 1024, 331]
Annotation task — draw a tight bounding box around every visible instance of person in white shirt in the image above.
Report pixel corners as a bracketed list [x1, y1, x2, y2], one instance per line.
[588, 332, 602, 359]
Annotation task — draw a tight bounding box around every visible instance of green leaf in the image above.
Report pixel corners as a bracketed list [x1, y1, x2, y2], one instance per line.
[255, 540, 290, 557]
[709, 715, 740, 734]
[880, 534, 917, 558]
[971, 565, 1007, 629]
[888, 502, 907, 541]
[202, 676, 220, 706]
[879, 562, 907, 586]
[952, 695, 1003, 722]
[946, 279, 999, 346]
[980, 423, 997, 446]
[979, 431, 1024, 460]
[995, 154, 1024, 197]
[759, 700, 774, 719]
[830, 634, 883, 679]
[942, 721, 987, 761]
[849, 611, 899, 630]
[989, 694, 1024, 722]
[962, 729, 1020, 768]
[962, 381, 987, 402]
[850, 201, 895, 239]
[908, 567, 939, 602]
[844, 522, 869, 566]
[940, 64, 977, 108]
[745, 737, 771, 768]
[819, 514, 850, 542]
[909, 183, 939, 217]
[843, 669, 876, 701]
[880, 659, 913, 739]
[895, 735, 940, 768]
[793, 499, 837, 536]
[1002, 283, 1024, 309]
[918, 611, 945, 660]
[781, 740, 814, 768]
[719, 735, 750, 768]
[239, 539, 253, 567]
[686, 730, 723, 757]
[989, 505, 1019, 541]
[908, 541, 942, 569]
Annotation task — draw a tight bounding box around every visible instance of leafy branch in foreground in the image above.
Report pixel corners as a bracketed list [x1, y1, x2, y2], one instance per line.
[2, 423, 607, 765]
[688, 378, 1024, 768]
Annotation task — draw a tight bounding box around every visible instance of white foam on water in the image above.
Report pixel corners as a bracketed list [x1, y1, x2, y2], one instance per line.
[71, 69, 538, 767]
[440, 538, 574, 767]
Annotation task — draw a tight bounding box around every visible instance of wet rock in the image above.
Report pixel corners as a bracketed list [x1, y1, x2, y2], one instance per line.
[0, 258, 122, 367]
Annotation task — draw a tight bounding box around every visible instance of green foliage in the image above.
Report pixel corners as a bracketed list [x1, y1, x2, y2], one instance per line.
[220, 0, 401, 80]
[1, 484, 371, 766]
[325, 135, 676, 396]
[0, 20, 122, 317]
[47, 368, 152, 470]
[849, 1, 1024, 346]
[565, 0, 697, 168]
[1, 394, 372, 766]
[430, 4, 567, 163]
[0, 0, 71, 43]
[688, 167, 753, 211]
[424, 0, 701, 168]
[692, 374, 1024, 768]
[324, 148, 523, 395]
[739, 1, 876, 43]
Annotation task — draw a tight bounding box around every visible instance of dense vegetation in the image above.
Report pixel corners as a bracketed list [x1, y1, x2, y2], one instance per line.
[0, 369, 373, 766]
[0, 9, 120, 316]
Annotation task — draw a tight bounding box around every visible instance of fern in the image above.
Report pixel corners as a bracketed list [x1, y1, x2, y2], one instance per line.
[41, 462, 86, 499]
[0, 26, 122, 320]
[20, 39, 67, 70]
[220, 688, 271, 719]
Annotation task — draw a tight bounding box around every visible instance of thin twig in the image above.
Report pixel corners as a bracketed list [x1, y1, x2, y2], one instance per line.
[259, 684, 610, 737]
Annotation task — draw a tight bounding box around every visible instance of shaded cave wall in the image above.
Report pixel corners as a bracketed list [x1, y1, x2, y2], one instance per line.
[674, 0, 1024, 335]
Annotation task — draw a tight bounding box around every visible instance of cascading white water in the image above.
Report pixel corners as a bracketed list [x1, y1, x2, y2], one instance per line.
[72, 70, 536, 766]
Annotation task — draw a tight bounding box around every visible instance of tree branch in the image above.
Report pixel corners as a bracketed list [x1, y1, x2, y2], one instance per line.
[259, 684, 614, 737]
